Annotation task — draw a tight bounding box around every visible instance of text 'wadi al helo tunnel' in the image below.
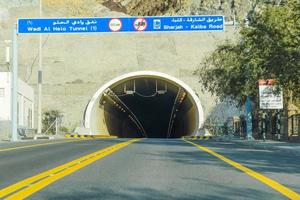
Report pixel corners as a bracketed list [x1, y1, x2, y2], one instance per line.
[84, 71, 204, 138]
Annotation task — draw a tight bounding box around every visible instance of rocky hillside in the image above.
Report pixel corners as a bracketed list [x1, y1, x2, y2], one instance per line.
[41, 0, 252, 22]
[119, 0, 252, 22]
[0, 0, 253, 23]
[0, 0, 38, 8]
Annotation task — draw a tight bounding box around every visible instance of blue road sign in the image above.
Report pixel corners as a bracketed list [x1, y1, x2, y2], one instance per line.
[18, 16, 224, 34]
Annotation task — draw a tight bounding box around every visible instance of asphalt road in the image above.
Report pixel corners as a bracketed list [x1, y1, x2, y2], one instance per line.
[0, 139, 299, 200]
[0, 139, 126, 189]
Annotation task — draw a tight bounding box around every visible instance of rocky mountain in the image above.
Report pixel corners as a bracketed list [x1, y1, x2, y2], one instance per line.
[105, 0, 252, 22]
[0, 0, 38, 8]
[41, 0, 252, 21]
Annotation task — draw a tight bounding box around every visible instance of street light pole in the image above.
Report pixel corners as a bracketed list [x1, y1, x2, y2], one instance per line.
[37, 0, 43, 134]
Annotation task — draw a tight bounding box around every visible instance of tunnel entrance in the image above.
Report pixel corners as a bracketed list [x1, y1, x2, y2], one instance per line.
[84, 71, 204, 138]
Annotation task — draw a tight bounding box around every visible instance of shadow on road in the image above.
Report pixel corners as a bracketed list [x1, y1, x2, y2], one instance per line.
[194, 140, 300, 174]
[43, 184, 278, 200]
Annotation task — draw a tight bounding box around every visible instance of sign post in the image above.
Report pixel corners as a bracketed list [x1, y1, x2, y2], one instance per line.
[262, 111, 267, 141]
[259, 80, 283, 110]
[276, 110, 281, 140]
[11, 24, 18, 142]
[259, 79, 283, 141]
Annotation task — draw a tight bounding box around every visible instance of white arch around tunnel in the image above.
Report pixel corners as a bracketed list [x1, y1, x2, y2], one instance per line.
[84, 71, 204, 137]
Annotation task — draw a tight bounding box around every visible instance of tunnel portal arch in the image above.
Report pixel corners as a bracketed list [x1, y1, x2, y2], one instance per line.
[84, 71, 204, 138]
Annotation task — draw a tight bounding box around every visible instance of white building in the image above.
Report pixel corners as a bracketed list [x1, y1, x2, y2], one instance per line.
[0, 72, 34, 140]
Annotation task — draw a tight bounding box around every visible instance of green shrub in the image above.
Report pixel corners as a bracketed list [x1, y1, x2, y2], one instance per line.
[42, 110, 63, 135]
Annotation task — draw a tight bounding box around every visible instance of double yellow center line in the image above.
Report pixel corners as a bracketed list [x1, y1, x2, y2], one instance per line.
[0, 139, 141, 199]
[184, 139, 300, 200]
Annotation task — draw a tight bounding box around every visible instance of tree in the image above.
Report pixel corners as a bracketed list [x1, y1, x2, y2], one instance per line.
[196, 0, 300, 108]
[42, 110, 63, 135]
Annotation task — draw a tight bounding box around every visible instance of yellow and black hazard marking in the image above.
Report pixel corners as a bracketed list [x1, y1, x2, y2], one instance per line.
[65, 134, 117, 139]
[182, 136, 213, 141]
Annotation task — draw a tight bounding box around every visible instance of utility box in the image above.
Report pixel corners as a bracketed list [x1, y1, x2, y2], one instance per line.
[0, 72, 34, 140]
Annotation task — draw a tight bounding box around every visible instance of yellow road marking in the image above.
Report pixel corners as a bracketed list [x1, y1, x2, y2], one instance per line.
[0, 139, 140, 199]
[0, 140, 82, 153]
[184, 139, 300, 200]
[65, 135, 118, 139]
[93, 136, 118, 139]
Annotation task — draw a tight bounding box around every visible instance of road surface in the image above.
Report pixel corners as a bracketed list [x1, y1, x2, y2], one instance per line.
[0, 138, 299, 199]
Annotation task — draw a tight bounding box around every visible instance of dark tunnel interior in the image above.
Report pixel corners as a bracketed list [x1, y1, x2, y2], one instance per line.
[100, 78, 197, 138]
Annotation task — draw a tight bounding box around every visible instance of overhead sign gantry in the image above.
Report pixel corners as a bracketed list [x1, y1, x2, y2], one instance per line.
[18, 16, 224, 34]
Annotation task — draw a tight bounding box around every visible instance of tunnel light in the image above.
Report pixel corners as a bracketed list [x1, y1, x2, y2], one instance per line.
[124, 80, 136, 95]
[125, 90, 135, 95]
[157, 90, 166, 95]
[156, 80, 168, 95]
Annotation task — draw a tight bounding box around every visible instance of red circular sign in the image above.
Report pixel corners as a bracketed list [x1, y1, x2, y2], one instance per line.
[109, 18, 122, 32]
[133, 17, 147, 32]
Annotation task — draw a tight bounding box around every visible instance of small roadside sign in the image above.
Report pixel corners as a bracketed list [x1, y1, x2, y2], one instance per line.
[259, 79, 283, 109]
